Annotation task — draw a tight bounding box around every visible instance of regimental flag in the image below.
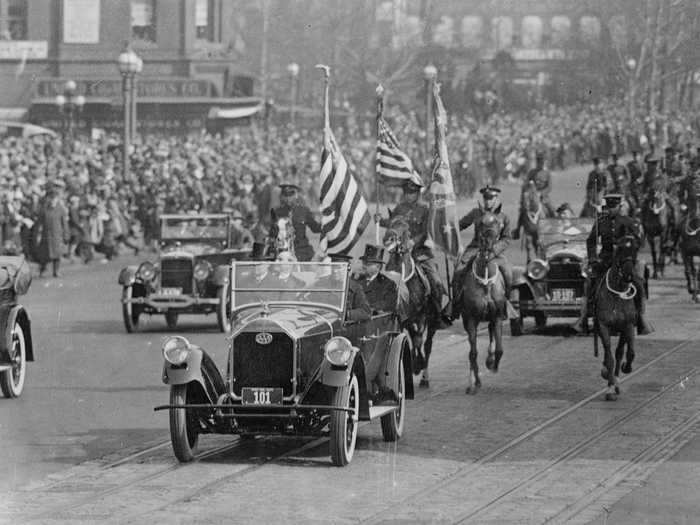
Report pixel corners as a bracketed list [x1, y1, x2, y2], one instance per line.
[376, 116, 423, 187]
[319, 126, 371, 255]
[427, 82, 461, 258]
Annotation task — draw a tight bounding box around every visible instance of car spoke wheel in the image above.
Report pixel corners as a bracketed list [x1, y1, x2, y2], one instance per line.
[1, 322, 26, 398]
[165, 311, 179, 330]
[381, 347, 406, 442]
[169, 384, 199, 462]
[329, 374, 359, 466]
[122, 286, 139, 333]
[216, 285, 231, 333]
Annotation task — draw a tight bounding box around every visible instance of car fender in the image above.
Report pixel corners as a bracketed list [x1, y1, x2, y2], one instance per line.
[0, 304, 33, 363]
[512, 266, 528, 286]
[162, 346, 225, 403]
[320, 346, 366, 389]
[211, 264, 230, 287]
[118, 266, 139, 286]
[380, 331, 414, 400]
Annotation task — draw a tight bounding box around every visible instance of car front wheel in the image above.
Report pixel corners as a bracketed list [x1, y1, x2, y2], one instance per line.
[169, 384, 199, 462]
[380, 348, 406, 442]
[1, 322, 26, 398]
[216, 285, 231, 333]
[122, 286, 139, 333]
[329, 374, 359, 466]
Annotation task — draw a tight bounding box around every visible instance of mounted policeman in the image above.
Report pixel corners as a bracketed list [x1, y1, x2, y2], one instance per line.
[513, 150, 554, 239]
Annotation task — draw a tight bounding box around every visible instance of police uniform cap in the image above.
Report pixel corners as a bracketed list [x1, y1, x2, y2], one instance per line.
[479, 185, 501, 198]
[279, 182, 300, 195]
[603, 193, 623, 207]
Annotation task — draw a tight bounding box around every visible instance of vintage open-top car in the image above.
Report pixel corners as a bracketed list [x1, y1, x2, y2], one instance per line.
[0, 256, 34, 398]
[118, 214, 250, 333]
[510, 218, 594, 335]
[155, 261, 413, 466]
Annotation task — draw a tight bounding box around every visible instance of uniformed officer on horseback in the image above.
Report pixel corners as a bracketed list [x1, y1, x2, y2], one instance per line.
[273, 182, 322, 262]
[452, 185, 512, 317]
[572, 194, 653, 335]
[374, 178, 450, 322]
[514, 150, 554, 238]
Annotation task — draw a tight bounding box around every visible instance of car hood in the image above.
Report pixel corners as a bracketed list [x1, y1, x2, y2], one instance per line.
[546, 243, 586, 261]
[160, 243, 225, 257]
[234, 306, 342, 339]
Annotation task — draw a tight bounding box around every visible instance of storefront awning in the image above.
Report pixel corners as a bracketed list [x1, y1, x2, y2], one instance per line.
[0, 107, 28, 121]
[208, 104, 263, 120]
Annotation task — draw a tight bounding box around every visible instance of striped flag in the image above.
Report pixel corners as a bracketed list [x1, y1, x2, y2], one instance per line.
[427, 82, 461, 258]
[376, 116, 423, 187]
[319, 126, 371, 255]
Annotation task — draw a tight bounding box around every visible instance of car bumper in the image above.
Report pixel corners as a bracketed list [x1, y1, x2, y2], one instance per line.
[515, 299, 582, 318]
[123, 294, 220, 310]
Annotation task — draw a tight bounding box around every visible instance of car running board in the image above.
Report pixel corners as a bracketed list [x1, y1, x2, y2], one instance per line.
[368, 405, 399, 419]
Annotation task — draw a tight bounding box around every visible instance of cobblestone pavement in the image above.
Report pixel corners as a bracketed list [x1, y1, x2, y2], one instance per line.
[1, 166, 699, 524]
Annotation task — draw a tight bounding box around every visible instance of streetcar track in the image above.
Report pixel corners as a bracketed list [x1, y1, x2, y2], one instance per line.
[451, 367, 700, 523]
[359, 338, 695, 524]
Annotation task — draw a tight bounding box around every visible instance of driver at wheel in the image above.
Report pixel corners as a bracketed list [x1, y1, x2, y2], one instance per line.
[572, 194, 653, 335]
[451, 186, 512, 318]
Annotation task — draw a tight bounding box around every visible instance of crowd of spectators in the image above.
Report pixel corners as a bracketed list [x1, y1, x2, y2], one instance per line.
[1, 97, 698, 273]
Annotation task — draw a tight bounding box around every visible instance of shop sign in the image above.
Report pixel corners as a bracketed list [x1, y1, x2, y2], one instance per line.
[0, 41, 48, 60]
[35, 78, 212, 98]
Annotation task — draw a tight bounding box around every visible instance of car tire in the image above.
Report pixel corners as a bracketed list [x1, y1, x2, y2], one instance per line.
[535, 312, 547, 329]
[380, 348, 406, 442]
[216, 286, 231, 333]
[0, 322, 26, 398]
[122, 286, 139, 333]
[329, 374, 359, 467]
[165, 311, 178, 330]
[169, 384, 199, 463]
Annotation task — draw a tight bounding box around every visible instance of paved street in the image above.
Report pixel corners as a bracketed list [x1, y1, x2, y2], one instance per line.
[1, 165, 700, 524]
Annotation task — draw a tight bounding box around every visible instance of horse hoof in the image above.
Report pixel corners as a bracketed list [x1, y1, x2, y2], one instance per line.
[605, 392, 618, 401]
[465, 385, 479, 395]
[419, 379, 430, 388]
[601, 367, 610, 381]
[485, 355, 495, 371]
[621, 362, 632, 374]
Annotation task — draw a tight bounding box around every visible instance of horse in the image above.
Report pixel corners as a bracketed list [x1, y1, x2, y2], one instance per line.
[382, 219, 440, 388]
[679, 195, 700, 302]
[518, 181, 548, 263]
[641, 188, 672, 279]
[593, 235, 640, 401]
[456, 212, 507, 394]
[264, 215, 295, 261]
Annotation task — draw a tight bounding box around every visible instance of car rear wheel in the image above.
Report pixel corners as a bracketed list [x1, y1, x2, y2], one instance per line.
[122, 286, 139, 333]
[329, 374, 359, 466]
[1, 322, 26, 398]
[216, 285, 231, 333]
[165, 311, 178, 330]
[169, 384, 199, 462]
[380, 349, 406, 442]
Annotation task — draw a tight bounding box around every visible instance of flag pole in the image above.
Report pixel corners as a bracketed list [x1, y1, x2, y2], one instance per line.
[315, 64, 331, 256]
[375, 84, 384, 245]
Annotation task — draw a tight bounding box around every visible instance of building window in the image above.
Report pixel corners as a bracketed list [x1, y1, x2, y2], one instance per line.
[196, 0, 215, 41]
[609, 15, 627, 48]
[491, 16, 513, 50]
[433, 15, 454, 48]
[521, 16, 543, 48]
[551, 15, 571, 46]
[0, 0, 27, 40]
[131, 0, 156, 43]
[461, 16, 483, 48]
[580, 15, 601, 43]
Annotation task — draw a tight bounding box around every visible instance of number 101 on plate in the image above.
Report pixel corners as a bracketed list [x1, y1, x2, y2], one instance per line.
[241, 387, 283, 405]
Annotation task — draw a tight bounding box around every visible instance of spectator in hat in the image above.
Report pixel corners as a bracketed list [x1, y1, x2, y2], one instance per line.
[359, 244, 397, 315]
[272, 182, 321, 262]
[35, 182, 69, 277]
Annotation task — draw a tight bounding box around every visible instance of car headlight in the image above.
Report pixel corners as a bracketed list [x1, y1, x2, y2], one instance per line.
[193, 260, 212, 281]
[324, 337, 354, 367]
[527, 259, 549, 280]
[137, 262, 156, 281]
[162, 336, 191, 365]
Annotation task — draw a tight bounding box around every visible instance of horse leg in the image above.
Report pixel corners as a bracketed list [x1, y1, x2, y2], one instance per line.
[598, 324, 617, 401]
[485, 322, 496, 371]
[464, 317, 480, 394]
[420, 323, 437, 388]
[659, 235, 666, 277]
[683, 254, 694, 295]
[493, 319, 504, 372]
[621, 324, 635, 375]
[649, 237, 658, 279]
[614, 333, 625, 395]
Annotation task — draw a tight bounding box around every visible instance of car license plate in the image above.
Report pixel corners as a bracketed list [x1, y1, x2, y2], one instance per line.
[241, 387, 283, 405]
[160, 287, 182, 296]
[551, 288, 575, 302]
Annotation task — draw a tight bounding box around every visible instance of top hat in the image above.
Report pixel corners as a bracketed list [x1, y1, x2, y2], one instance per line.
[279, 182, 300, 195]
[479, 185, 501, 198]
[645, 158, 659, 166]
[603, 193, 623, 207]
[359, 244, 385, 264]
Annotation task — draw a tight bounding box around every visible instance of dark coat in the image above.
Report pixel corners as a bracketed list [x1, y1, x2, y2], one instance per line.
[587, 212, 642, 264]
[36, 198, 69, 262]
[361, 272, 398, 314]
[346, 278, 371, 321]
[458, 205, 511, 253]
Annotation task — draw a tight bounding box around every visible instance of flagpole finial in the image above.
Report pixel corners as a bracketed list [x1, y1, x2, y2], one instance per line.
[433, 81, 441, 96]
[315, 64, 330, 78]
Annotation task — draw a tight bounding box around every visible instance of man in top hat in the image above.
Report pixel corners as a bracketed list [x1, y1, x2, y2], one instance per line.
[318, 253, 371, 322]
[359, 244, 398, 314]
[272, 182, 321, 262]
[374, 177, 449, 322]
[572, 193, 652, 335]
[452, 185, 512, 317]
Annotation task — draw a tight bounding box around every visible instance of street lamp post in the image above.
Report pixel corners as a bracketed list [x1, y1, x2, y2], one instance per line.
[117, 46, 143, 180]
[287, 62, 300, 126]
[423, 63, 437, 162]
[627, 57, 637, 120]
[54, 80, 85, 148]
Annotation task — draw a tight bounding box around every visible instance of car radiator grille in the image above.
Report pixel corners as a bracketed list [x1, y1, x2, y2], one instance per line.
[547, 262, 584, 294]
[160, 258, 192, 293]
[233, 333, 294, 396]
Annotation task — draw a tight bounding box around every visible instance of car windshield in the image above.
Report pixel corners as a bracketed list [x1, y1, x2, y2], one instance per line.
[231, 262, 348, 312]
[539, 218, 593, 258]
[160, 216, 228, 240]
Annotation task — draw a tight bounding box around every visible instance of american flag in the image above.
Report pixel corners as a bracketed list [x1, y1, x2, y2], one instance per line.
[319, 126, 371, 255]
[376, 116, 423, 187]
[427, 82, 461, 258]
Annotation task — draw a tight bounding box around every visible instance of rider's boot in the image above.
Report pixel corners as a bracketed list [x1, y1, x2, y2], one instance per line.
[634, 275, 654, 335]
[571, 277, 591, 333]
[450, 267, 464, 320]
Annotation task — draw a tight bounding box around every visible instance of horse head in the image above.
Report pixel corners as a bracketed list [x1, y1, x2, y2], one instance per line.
[524, 181, 542, 221]
[382, 218, 411, 254]
[477, 211, 500, 254]
[648, 189, 666, 215]
[613, 234, 640, 283]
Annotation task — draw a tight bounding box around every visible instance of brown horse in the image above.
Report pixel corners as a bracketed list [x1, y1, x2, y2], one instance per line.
[383, 219, 440, 387]
[456, 212, 507, 394]
[679, 196, 700, 302]
[594, 235, 640, 401]
[641, 189, 672, 279]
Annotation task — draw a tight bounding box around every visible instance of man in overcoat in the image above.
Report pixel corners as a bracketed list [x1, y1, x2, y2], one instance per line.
[36, 181, 69, 278]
